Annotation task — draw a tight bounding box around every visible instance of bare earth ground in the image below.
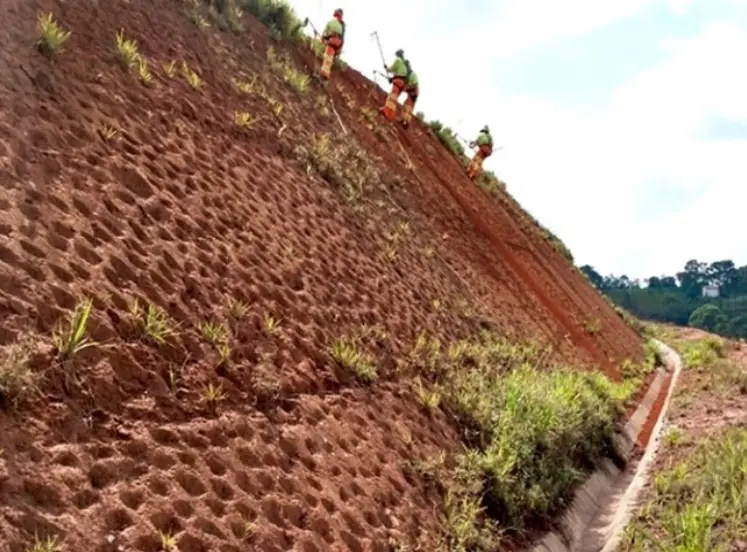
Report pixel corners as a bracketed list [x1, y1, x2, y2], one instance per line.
[618, 325, 747, 551]
[0, 1, 645, 550]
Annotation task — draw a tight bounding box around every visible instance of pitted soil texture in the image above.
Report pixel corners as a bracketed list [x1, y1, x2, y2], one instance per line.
[0, 0, 643, 549]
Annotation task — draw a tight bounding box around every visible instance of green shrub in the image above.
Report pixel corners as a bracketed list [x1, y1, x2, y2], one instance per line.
[427, 119, 468, 163]
[239, 0, 304, 40]
[680, 336, 725, 370]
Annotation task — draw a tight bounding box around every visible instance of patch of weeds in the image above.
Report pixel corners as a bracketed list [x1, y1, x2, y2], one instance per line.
[128, 300, 178, 345]
[329, 336, 377, 383]
[266, 47, 309, 94]
[447, 363, 631, 533]
[414, 378, 441, 410]
[231, 75, 258, 94]
[115, 30, 140, 69]
[0, 335, 38, 407]
[208, 0, 244, 33]
[97, 123, 118, 142]
[36, 13, 71, 57]
[226, 296, 249, 319]
[294, 133, 385, 202]
[385, 220, 411, 243]
[261, 313, 280, 336]
[181, 61, 203, 89]
[662, 425, 686, 447]
[200, 321, 232, 366]
[203, 382, 225, 411]
[621, 428, 747, 551]
[200, 321, 229, 346]
[241, 519, 256, 540]
[158, 530, 177, 551]
[52, 297, 97, 360]
[234, 111, 258, 129]
[162, 60, 177, 78]
[240, 0, 305, 40]
[359, 106, 377, 125]
[680, 335, 725, 370]
[408, 332, 634, 544]
[136, 56, 153, 85]
[182, 0, 210, 27]
[584, 318, 602, 335]
[316, 95, 330, 117]
[26, 535, 62, 552]
[475, 170, 506, 196]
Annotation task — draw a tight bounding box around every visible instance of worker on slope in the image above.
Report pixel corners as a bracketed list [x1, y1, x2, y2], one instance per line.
[318, 8, 345, 81]
[466, 126, 493, 180]
[380, 49, 418, 127]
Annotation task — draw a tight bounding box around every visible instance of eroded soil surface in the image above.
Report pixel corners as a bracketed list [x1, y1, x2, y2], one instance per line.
[0, 0, 643, 550]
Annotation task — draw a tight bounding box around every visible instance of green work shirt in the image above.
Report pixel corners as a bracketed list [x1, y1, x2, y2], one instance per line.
[323, 19, 343, 38]
[388, 57, 408, 78]
[476, 131, 492, 146]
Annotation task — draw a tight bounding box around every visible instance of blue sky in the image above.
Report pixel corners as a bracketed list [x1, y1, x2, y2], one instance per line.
[285, 0, 747, 280]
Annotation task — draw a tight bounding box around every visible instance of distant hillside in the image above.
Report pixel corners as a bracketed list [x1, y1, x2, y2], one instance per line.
[581, 259, 747, 339]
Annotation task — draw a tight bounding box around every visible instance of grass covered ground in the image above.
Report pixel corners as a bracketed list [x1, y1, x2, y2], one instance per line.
[620, 327, 747, 552]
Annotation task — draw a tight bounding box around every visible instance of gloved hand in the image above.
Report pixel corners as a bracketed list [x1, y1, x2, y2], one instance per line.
[469, 142, 476, 148]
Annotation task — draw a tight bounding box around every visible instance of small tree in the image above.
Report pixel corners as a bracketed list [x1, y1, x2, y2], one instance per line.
[688, 304, 727, 333]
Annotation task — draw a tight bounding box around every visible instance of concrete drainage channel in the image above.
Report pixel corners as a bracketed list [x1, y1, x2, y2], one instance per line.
[529, 339, 683, 552]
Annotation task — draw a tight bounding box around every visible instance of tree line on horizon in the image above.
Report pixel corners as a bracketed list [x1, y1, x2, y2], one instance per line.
[580, 259, 747, 339]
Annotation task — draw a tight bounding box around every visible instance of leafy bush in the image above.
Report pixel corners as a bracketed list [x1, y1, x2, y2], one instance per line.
[427, 119, 468, 163]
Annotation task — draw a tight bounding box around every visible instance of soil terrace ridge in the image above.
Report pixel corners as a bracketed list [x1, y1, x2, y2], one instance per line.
[0, 0, 642, 550]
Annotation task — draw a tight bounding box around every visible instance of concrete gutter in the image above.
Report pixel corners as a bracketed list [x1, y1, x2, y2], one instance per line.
[529, 339, 682, 552]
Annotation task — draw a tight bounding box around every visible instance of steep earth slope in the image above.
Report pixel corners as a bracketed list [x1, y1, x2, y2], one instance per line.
[0, 1, 645, 550]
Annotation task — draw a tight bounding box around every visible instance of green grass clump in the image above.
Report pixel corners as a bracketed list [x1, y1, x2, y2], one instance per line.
[427, 119, 468, 163]
[329, 337, 377, 383]
[129, 300, 178, 345]
[622, 428, 747, 551]
[448, 363, 628, 532]
[403, 332, 636, 546]
[680, 335, 725, 370]
[52, 298, 97, 359]
[36, 13, 71, 57]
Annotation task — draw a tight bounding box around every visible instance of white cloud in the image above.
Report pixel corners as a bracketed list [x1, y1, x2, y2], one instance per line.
[502, 20, 747, 277]
[285, 1, 747, 278]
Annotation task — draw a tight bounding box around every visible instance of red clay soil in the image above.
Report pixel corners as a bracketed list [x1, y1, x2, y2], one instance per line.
[0, 1, 643, 550]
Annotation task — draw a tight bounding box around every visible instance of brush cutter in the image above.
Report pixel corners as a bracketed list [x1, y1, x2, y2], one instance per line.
[302, 17, 320, 37]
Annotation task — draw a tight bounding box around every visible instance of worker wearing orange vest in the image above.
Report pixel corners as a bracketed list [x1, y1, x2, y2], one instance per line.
[319, 9, 345, 81]
[380, 49, 419, 128]
[466, 126, 493, 180]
